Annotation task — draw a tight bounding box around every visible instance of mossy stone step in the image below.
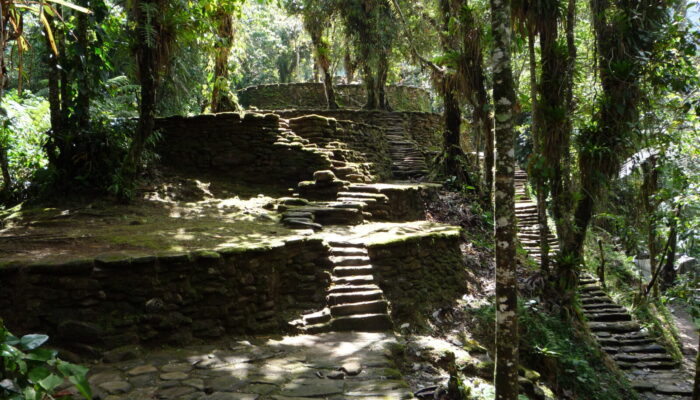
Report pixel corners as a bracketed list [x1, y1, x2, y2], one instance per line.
[330, 299, 388, 317]
[618, 361, 677, 370]
[329, 283, 381, 293]
[329, 247, 368, 256]
[330, 256, 371, 266]
[327, 289, 384, 306]
[581, 296, 614, 305]
[614, 352, 674, 363]
[332, 275, 375, 286]
[585, 312, 632, 322]
[588, 321, 641, 333]
[303, 308, 331, 325]
[336, 192, 389, 201]
[619, 344, 667, 354]
[330, 313, 393, 332]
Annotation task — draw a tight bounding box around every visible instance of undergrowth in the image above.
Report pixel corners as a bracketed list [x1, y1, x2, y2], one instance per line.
[471, 300, 637, 400]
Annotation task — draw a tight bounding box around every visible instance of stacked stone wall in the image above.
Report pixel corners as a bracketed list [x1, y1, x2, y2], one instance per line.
[275, 110, 443, 152]
[155, 112, 332, 185]
[288, 115, 393, 180]
[238, 83, 432, 113]
[366, 230, 467, 326]
[0, 239, 331, 354]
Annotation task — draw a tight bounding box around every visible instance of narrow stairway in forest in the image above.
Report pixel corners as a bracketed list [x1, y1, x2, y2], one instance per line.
[514, 170, 693, 399]
[514, 168, 558, 265]
[291, 241, 393, 333]
[579, 273, 694, 399]
[382, 113, 430, 180]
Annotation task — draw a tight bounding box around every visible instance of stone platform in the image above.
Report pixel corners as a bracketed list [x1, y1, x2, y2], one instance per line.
[86, 332, 413, 400]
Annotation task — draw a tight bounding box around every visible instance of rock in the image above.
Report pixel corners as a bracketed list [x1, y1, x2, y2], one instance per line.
[204, 393, 259, 400]
[161, 371, 189, 380]
[340, 360, 362, 376]
[99, 380, 132, 395]
[103, 345, 143, 363]
[313, 170, 336, 183]
[127, 365, 157, 376]
[157, 385, 197, 398]
[57, 320, 103, 344]
[161, 362, 194, 373]
[280, 380, 344, 397]
[325, 370, 345, 380]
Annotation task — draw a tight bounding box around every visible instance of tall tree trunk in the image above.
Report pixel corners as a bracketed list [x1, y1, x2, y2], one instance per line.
[75, 10, 90, 127]
[344, 49, 355, 83]
[491, 0, 519, 396]
[443, 84, 466, 181]
[377, 52, 390, 110]
[121, 0, 158, 195]
[308, 28, 338, 110]
[642, 158, 660, 296]
[363, 63, 376, 109]
[211, 8, 238, 112]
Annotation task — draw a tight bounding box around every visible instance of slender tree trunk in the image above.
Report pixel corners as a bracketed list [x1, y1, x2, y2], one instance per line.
[344, 50, 355, 83]
[443, 85, 466, 181]
[75, 10, 90, 127]
[491, 0, 519, 396]
[308, 29, 338, 110]
[363, 64, 376, 109]
[211, 8, 238, 112]
[122, 0, 158, 194]
[377, 51, 390, 110]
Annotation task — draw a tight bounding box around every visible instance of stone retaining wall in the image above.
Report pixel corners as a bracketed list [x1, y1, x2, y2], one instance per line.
[156, 112, 332, 185]
[276, 110, 443, 152]
[366, 229, 466, 327]
[288, 115, 393, 180]
[238, 83, 432, 113]
[0, 239, 331, 355]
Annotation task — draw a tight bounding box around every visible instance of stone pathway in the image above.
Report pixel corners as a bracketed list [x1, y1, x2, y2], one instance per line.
[87, 332, 413, 400]
[293, 241, 393, 333]
[381, 114, 429, 180]
[579, 274, 694, 399]
[514, 169, 694, 399]
[513, 169, 558, 265]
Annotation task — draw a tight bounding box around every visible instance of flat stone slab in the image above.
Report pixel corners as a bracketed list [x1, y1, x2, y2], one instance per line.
[87, 332, 405, 400]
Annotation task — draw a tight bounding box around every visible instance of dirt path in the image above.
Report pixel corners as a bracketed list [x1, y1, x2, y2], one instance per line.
[670, 305, 698, 367]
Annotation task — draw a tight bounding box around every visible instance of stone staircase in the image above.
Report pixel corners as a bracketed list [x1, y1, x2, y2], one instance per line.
[514, 169, 558, 265]
[579, 274, 694, 399]
[513, 170, 693, 399]
[291, 241, 393, 333]
[382, 114, 429, 180]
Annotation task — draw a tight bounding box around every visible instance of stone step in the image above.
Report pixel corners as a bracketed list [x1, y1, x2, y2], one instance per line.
[588, 321, 641, 333]
[585, 312, 632, 322]
[331, 313, 393, 332]
[303, 308, 331, 325]
[581, 296, 613, 305]
[330, 299, 388, 317]
[329, 247, 368, 256]
[336, 192, 389, 202]
[614, 352, 674, 363]
[330, 256, 371, 266]
[619, 344, 667, 354]
[327, 289, 384, 306]
[329, 283, 381, 293]
[327, 240, 364, 248]
[332, 275, 375, 286]
[333, 265, 374, 277]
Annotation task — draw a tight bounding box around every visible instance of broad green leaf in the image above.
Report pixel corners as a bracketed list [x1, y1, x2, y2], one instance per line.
[26, 348, 57, 362]
[28, 366, 51, 382]
[20, 334, 48, 351]
[38, 373, 64, 392]
[67, 375, 92, 399]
